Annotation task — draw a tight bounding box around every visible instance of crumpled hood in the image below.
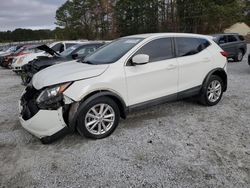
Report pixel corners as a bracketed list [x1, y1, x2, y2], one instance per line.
[32, 61, 109, 90]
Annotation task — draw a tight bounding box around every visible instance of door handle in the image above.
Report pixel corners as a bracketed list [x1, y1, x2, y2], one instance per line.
[167, 64, 177, 70]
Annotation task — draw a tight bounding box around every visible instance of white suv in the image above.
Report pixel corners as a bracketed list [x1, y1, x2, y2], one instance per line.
[19, 33, 228, 143]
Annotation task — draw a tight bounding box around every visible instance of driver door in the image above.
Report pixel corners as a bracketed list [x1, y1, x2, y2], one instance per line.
[125, 38, 178, 106]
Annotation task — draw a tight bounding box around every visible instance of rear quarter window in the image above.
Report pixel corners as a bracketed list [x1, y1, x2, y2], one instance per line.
[238, 35, 245, 41]
[176, 37, 210, 57]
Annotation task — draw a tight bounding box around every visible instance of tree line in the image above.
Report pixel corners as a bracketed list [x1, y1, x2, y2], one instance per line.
[0, 0, 249, 42]
[0, 29, 54, 43]
[55, 0, 249, 40]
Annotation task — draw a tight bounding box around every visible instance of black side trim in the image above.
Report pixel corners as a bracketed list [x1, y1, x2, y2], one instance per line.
[129, 93, 177, 112]
[40, 126, 71, 144]
[177, 85, 202, 100]
[128, 86, 202, 112]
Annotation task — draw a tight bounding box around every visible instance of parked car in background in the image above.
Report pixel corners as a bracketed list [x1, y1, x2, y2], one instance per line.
[20, 41, 106, 85]
[11, 41, 85, 74]
[0, 46, 19, 55]
[1, 45, 40, 68]
[49, 40, 88, 53]
[19, 33, 228, 143]
[0, 45, 23, 66]
[248, 54, 250, 66]
[212, 33, 247, 62]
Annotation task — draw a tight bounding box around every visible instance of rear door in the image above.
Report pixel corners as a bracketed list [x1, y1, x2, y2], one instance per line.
[125, 37, 178, 105]
[176, 37, 213, 92]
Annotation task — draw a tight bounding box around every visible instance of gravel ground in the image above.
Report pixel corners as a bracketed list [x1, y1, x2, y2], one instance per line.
[0, 53, 250, 187]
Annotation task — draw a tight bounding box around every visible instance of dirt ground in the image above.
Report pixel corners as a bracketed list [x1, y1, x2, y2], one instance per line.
[0, 54, 250, 187]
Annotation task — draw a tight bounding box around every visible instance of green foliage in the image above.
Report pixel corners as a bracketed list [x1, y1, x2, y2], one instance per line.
[0, 29, 54, 43]
[54, 0, 116, 40]
[115, 0, 159, 36]
[0, 0, 249, 42]
[55, 0, 248, 39]
[177, 0, 246, 33]
[245, 0, 250, 25]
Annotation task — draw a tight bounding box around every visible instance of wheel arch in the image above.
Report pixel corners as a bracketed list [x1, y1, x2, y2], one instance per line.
[202, 68, 228, 92]
[81, 90, 127, 119]
[67, 90, 128, 131]
[239, 47, 245, 55]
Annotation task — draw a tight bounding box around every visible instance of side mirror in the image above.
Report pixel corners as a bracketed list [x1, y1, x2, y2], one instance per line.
[132, 54, 149, 65]
[72, 54, 78, 59]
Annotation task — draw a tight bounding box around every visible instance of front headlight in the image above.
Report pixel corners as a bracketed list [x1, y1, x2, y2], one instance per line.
[36, 82, 71, 105]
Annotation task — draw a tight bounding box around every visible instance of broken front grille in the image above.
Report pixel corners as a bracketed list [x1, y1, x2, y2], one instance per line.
[20, 86, 41, 121]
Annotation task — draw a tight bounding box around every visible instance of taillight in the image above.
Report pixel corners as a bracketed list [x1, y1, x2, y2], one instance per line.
[220, 51, 228, 58]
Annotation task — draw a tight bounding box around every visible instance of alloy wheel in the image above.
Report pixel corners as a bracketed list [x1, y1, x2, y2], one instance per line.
[207, 80, 222, 103]
[238, 51, 243, 61]
[85, 103, 115, 135]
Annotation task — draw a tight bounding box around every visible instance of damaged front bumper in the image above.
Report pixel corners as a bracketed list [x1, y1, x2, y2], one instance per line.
[19, 106, 67, 138]
[19, 86, 72, 143]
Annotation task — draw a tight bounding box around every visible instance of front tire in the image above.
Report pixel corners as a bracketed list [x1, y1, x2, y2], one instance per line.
[20, 73, 30, 86]
[76, 97, 120, 139]
[200, 75, 224, 106]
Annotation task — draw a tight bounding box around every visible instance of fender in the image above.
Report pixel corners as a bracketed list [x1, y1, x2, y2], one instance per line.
[67, 91, 127, 131]
[202, 68, 228, 93]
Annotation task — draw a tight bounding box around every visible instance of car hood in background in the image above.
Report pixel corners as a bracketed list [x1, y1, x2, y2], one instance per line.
[31, 56, 63, 70]
[32, 61, 109, 90]
[37, 45, 60, 57]
[0, 52, 11, 57]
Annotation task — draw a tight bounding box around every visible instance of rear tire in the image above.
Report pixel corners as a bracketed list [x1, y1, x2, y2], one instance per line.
[234, 49, 244, 62]
[199, 75, 224, 106]
[76, 97, 120, 139]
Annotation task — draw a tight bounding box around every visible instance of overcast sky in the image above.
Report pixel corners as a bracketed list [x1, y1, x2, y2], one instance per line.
[0, 0, 67, 31]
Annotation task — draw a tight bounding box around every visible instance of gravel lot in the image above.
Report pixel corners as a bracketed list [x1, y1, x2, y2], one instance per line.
[0, 53, 250, 187]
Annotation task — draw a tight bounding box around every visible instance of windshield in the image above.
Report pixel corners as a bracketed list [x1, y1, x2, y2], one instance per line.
[60, 44, 80, 57]
[13, 47, 25, 55]
[83, 38, 143, 64]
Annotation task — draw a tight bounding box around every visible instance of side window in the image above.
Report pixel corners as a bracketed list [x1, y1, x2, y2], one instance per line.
[52, 43, 64, 53]
[218, 36, 227, 44]
[176, 37, 210, 57]
[227, 35, 237, 43]
[198, 38, 211, 49]
[134, 38, 174, 62]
